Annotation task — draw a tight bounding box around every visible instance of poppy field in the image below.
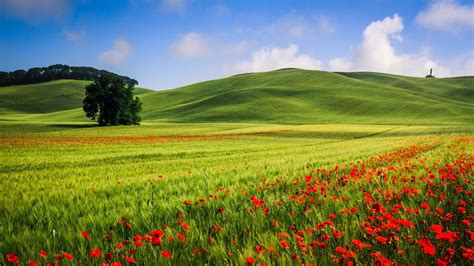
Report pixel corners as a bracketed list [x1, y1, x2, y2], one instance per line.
[1, 122, 473, 265]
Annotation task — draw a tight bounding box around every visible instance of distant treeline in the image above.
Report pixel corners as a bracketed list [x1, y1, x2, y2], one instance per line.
[0, 64, 138, 87]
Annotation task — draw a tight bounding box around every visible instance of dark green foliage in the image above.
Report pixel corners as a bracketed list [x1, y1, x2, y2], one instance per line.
[0, 64, 138, 87]
[83, 74, 142, 126]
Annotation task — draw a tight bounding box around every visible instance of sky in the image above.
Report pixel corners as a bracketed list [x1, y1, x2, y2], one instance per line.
[0, 0, 473, 90]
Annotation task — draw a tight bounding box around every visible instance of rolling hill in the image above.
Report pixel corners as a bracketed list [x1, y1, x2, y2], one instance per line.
[0, 80, 153, 116]
[1, 69, 473, 124]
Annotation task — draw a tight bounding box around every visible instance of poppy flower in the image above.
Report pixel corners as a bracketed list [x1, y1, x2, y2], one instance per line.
[245, 257, 255, 264]
[63, 252, 73, 260]
[335, 246, 346, 254]
[38, 251, 48, 258]
[421, 203, 430, 211]
[82, 231, 90, 239]
[332, 230, 343, 238]
[90, 248, 102, 258]
[161, 250, 173, 259]
[150, 230, 164, 238]
[6, 254, 19, 264]
[429, 224, 443, 233]
[27, 260, 38, 266]
[375, 236, 388, 244]
[279, 241, 289, 248]
[418, 238, 436, 256]
[125, 256, 136, 263]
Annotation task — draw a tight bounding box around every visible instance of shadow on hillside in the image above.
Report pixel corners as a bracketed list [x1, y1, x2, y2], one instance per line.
[50, 123, 98, 129]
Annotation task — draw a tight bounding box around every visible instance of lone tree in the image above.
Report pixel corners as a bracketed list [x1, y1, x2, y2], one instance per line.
[83, 74, 142, 125]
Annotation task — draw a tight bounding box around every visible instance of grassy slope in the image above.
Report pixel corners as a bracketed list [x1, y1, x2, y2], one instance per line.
[2, 69, 474, 124]
[0, 80, 153, 116]
[136, 69, 474, 124]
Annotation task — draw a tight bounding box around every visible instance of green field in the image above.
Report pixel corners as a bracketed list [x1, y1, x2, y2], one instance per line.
[1, 69, 473, 265]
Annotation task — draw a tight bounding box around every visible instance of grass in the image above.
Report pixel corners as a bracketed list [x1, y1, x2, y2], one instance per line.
[0, 80, 153, 117]
[2, 69, 473, 124]
[0, 121, 473, 264]
[0, 69, 473, 264]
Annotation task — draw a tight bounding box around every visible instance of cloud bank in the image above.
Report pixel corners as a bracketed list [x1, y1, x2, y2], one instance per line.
[329, 14, 450, 77]
[230, 44, 322, 74]
[416, 0, 474, 32]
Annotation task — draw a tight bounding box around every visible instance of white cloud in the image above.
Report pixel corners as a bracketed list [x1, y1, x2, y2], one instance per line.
[0, 0, 70, 21]
[230, 44, 322, 74]
[99, 39, 133, 66]
[329, 14, 451, 77]
[169, 32, 208, 58]
[416, 0, 474, 32]
[162, 0, 188, 14]
[63, 29, 85, 44]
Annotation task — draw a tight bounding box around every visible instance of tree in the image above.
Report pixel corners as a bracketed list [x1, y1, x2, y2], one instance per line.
[83, 74, 142, 126]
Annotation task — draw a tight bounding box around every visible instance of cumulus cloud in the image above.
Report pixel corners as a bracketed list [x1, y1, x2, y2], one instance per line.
[63, 29, 85, 44]
[0, 0, 70, 21]
[99, 39, 133, 66]
[230, 44, 322, 74]
[162, 0, 188, 14]
[169, 32, 208, 58]
[329, 14, 451, 77]
[416, 0, 474, 32]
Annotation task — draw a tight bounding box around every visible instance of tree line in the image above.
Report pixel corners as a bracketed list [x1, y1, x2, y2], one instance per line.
[0, 64, 138, 87]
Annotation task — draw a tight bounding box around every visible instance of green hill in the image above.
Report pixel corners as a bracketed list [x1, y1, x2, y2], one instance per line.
[0, 80, 153, 116]
[1, 69, 473, 124]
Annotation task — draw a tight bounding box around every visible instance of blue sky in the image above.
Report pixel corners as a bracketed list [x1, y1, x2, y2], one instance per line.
[1, 0, 473, 90]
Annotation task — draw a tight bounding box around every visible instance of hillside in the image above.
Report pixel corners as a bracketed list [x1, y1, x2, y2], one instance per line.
[2, 69, 473, 124]
[0, 80, 153, 116]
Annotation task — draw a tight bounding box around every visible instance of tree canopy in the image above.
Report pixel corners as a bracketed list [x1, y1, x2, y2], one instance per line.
[0, 64, 137, 87]
[83, 74, 142, 126]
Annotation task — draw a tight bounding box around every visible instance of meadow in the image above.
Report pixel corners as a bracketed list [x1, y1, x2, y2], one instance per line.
[1, 121, 473, 265]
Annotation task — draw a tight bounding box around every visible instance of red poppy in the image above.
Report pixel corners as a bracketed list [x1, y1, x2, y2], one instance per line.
[63, 252, 73, 260]
[152, 237, 162, 246]
[90, 248, 102, 258]
[38, 251, 48, 258]
[332, 230, 343, 238]
[150, 230, 164, 238]
[429, 224, 443, 233]
[279, 241, 289, 248]
[125, 256, 136, 263]
[27, 260, 38, 266]
[161, 250, 173, 259]
[421, 203, 430, 211]
[6, 254, 19, 264]
[335, 246, 346, 254]
[375, 236, 388, 244]
[418, 238, 436, 256]
[82, 231, 90, 239]
[245, 257, 255, 264]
